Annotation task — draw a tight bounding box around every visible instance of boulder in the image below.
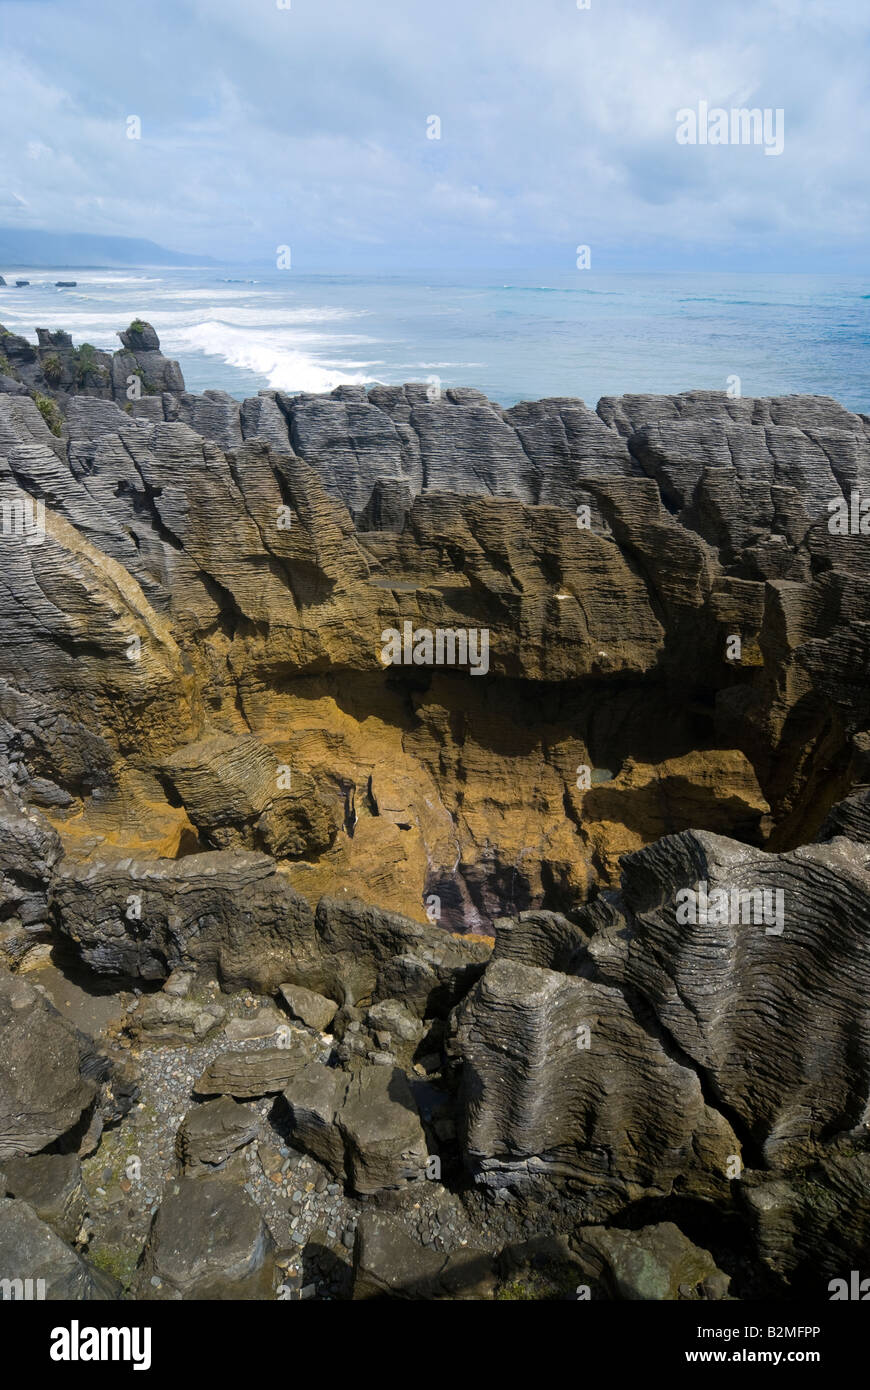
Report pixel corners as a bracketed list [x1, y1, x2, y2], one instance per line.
[0, 1198, 118, 1299]
[0, 967, 97, 1158]
[0, 1153, 85, 1243]
[137, 1177, 274, 1299]
[278, 983, 338, 1033]
[572, 1222, 731, 1301]
[366, 998, 424, 1043]
[337, 1066, 430, 1196]
[175, 1099, 259, 1172]
[281, 1062, 429, 1195]
[280, 1062, 347, 1175]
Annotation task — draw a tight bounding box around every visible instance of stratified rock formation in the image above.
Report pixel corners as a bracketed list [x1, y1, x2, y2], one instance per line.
[0, 319, 868, 1301]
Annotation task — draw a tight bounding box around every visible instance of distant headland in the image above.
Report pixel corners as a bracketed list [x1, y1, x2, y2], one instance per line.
[0, 226, 214, 269]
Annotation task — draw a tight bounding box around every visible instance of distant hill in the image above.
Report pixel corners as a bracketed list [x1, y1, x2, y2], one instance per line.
[0, 228, 216, 268]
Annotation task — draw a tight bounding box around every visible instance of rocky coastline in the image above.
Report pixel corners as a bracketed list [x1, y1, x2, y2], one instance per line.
[0, 319, 868, 1301]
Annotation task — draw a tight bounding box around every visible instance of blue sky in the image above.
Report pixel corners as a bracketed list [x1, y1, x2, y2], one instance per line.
[0, 0, 867, 269]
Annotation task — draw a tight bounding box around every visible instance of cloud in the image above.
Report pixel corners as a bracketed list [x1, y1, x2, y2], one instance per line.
[0, 0, 866, 267]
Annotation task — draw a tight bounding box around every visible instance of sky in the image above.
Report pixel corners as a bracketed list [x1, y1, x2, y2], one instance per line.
[0, 0, 867, 270]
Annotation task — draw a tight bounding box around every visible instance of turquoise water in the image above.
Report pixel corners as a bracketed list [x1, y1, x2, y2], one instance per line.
[0, 267, 867, 412]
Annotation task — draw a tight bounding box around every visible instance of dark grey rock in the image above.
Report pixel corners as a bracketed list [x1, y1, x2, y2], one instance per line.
[175, 1099, 259, 1171]
[0, 1198, 118, 1299]
[0, 967, 97, 1159]
[137, 1176, 275, 1299]
[0, 1154, 85, 1243]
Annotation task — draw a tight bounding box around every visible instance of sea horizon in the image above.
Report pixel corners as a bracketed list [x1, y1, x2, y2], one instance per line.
[1, 265, 867, 413]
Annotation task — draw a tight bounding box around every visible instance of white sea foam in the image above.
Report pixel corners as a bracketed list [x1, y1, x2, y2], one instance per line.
[152, 302, 367, 326]
[167, 321, 380, 392]
[152, 288, 267, 302]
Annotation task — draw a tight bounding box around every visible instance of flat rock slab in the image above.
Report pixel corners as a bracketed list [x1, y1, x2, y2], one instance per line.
[194, 1045, 316, 1098]
[278, 983, 338, 1033]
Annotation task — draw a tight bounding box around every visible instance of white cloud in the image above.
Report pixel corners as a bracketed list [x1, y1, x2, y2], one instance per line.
[0, 0, 866, 266]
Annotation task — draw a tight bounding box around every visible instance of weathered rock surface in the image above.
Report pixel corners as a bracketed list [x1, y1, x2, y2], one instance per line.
[573, 1222, 730, 1301]
[351, 1210, 496, 1299]
[194, 1045, 317, 1099]
[311, 896, 490, 1014]
[281, 1061, 429, 1194]
[451, 955, 737, 1212]
[1, 321, 870, 1300]
[740, 1143, 870, 1293]
[0, 1153, 85, 1243]
[0, 1197, 118, 1299]
[50, 852, 317, 989]
[175, 1099, 259, 1172]
[49, 859, 490, 1011]
[1, 324, 867, 927]
[584, 829, 870, 1168]
[137, 1176, 275, 1299]
[449, 819, 870, 1289]
[0, 967, 98, 1157]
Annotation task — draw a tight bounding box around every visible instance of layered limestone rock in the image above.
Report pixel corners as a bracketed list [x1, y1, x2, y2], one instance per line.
[1, 321, 869, 1299]
[448, 825, 870, 1282]
[450, 954, 738, 1215]
[1, 322, 868, 930]
[281, 1062, 430, 1196]
[584, 830, 870, 1168]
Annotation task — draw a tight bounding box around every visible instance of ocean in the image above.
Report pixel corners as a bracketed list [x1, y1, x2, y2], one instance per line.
[0, 267, 868, 413]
